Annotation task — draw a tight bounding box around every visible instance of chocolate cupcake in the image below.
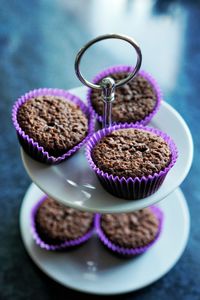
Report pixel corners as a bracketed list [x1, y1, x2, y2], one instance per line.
[86, 124, 177, 200]
[12, 88, 94, 164]
[95, 206, 163, 256]
[87, 65, 162, 125]
[32, 196, 95, 250]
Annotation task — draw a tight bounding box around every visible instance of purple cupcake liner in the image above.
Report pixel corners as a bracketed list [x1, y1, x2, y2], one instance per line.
[95, 206, 163, 257]
[87, 65, 162, 125]
[31, 196, 95, 251]
[12, 88, 94, 164]
[86, 124, 178, 200]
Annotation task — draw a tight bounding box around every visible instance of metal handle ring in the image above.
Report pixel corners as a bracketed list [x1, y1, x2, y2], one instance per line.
[75, 33, 142, 90]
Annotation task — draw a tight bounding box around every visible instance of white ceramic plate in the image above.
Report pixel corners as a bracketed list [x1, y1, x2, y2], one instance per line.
[21, 87, 193, 213]
[20, 184, 190, 295]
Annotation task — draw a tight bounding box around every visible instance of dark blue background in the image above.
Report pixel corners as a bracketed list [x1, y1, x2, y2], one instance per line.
[1, 0, 199, 299]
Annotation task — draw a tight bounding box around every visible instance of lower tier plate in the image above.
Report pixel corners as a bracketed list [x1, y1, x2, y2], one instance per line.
[20, 184, 190, 295]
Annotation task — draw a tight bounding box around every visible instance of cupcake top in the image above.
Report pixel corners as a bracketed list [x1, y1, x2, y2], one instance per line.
[101, 208, 159, 248]
[17, 95, 88, 157]
[92, 128, 171, 178]
[35, 197, 94, 244]
[90, 72, 157, 123]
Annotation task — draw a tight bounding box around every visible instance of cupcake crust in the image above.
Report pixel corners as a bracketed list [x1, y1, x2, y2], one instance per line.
[92, 128, 171, 178]
[91, 72, 157, 123]
[35, 197, 94, 244]
[17, 95, 88, 157]
[101, 208, 159, 249]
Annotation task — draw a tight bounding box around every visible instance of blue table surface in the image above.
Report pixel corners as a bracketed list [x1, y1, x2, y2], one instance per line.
[1, 0, 200, 299]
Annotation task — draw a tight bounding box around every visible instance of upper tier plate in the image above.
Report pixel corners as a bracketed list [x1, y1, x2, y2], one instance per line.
[21, 87, 193, 213]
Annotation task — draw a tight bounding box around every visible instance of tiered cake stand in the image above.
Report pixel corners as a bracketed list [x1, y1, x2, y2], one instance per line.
[19, 86, 193, 295]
